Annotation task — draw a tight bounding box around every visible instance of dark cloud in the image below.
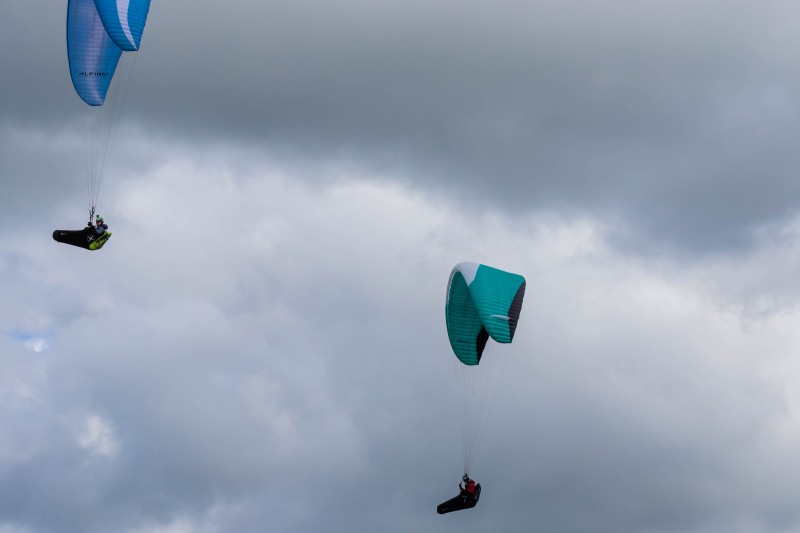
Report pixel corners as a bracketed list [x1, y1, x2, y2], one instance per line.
[6, 2, 800, 252]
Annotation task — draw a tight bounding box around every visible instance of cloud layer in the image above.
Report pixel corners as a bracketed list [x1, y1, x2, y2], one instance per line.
[4, 1, 800, 531]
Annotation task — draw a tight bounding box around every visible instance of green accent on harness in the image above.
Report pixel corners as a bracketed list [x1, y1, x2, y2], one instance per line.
[89, 231, 112, 251]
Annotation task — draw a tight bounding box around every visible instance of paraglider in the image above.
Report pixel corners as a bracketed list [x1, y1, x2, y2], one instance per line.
[54, 0, 151, 250]
[52, 214, 111, 251]
[437, 262, 525, 514]
[437, 475, 482, 515]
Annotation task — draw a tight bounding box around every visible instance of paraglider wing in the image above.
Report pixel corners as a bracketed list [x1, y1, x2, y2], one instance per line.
[441, 262, 525, 498]
[92, 0, 151, 51]
[67, 0, 123, 106]
[445, 262, 526, 365]
[437, 484, 481, 515]
[61, 0, 150, 243]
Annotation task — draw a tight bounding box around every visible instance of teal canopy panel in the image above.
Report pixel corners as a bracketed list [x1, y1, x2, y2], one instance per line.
[445, 262, 526, 365]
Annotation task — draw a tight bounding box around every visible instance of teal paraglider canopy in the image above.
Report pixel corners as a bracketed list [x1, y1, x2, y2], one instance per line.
[445, 262, 526, 366]
[441, 262, 526, 480]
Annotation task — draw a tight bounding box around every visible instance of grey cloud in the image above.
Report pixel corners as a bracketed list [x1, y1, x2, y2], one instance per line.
[4, 172, 800, 531]
[5, 3, 800, 532]
[6, 2, 800, 252]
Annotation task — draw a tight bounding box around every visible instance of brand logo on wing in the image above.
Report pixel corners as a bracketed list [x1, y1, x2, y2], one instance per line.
[78, 71, 110, 77]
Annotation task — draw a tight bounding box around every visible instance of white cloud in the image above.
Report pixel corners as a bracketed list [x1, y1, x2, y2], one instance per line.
[5, 129, 800, 531]
[125, 517, 209, 533]
[22, 338, 48, 353]
[77, 415, 119, 458]
[0, 525, 34, 533]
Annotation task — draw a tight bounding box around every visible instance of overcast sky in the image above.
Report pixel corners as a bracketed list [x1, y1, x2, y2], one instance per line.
[4, 1, 800, 532]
